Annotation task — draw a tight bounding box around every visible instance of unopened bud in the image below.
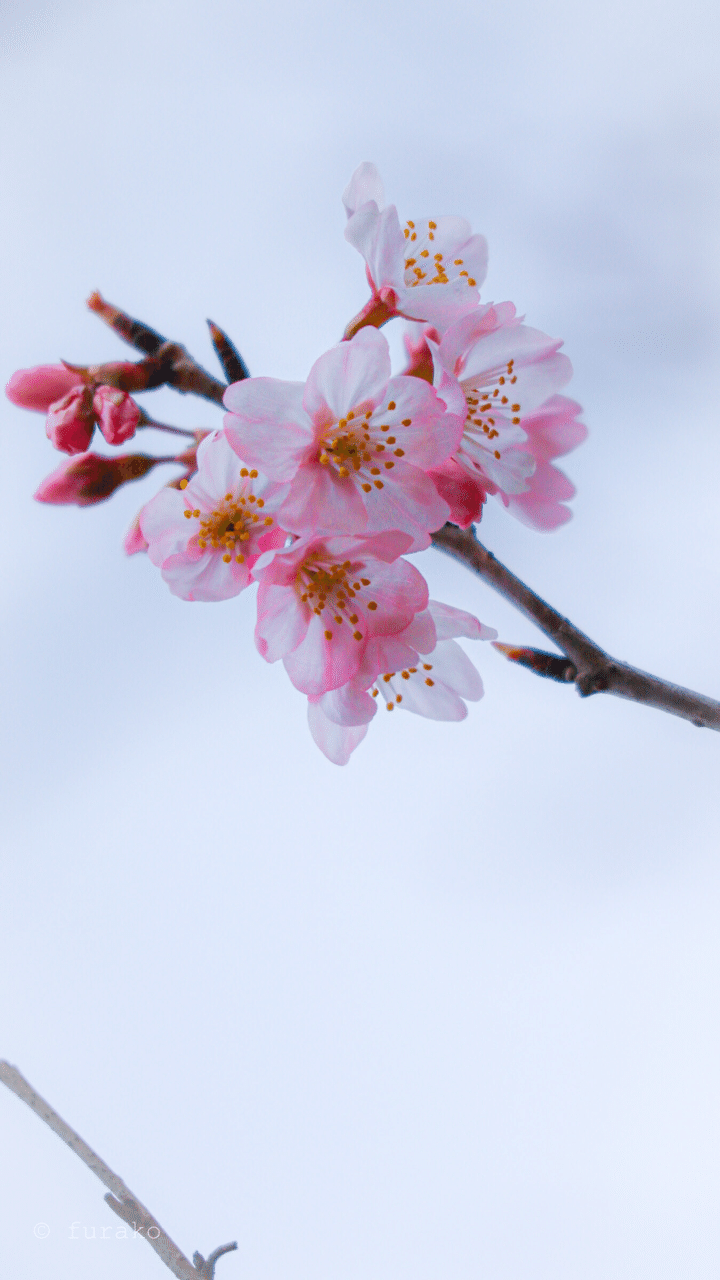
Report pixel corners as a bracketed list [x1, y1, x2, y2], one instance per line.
[46, 385, 95, 454]
[34, 452, 158, 507]
[6, 364, 83, 413]
[124, 512, 149, 555]
[93, 386, 141, 445]
[492, 642, 577, 683]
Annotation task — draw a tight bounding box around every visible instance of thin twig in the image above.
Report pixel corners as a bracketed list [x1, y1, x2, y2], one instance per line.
[0, 1061, 237, 1280]
[88, 293, 227, 407]
[139, 415, 198, 440]
[432, 523, 720, 730]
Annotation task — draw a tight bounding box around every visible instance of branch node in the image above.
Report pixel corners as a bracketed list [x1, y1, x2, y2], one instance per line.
[193, 1242, 238, 1276]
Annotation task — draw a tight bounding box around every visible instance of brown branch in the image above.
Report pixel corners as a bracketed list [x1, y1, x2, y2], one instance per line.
[432, 523, 720, 731]
[0, 1061, 237, 1280]
[87, 292, 228, 407]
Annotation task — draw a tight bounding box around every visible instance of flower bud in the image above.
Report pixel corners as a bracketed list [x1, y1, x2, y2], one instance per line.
[123, 512, 149, 555]
[45, 385, 96, 454]
[6, 364, 82, 412]
[34, 452, 158, 507]
[93, 385, 141, 445]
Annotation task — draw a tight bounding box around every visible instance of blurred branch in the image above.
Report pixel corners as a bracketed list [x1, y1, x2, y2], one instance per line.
[0, 1061, 237, 1280]
[87, 292, 228, 407]
[432, 523, 720, 731]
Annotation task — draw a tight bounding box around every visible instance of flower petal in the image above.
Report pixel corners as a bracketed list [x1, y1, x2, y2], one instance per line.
[303, 328, 391, 425]
[307, 701, 369, 765]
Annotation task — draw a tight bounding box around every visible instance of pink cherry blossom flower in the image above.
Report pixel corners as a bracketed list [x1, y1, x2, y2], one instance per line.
[426, 304, 584, 527]
[6, 362, 141, 453]
[252, 531, 428, 697]
[503, 394, 588, 530]
[223, 328, 462, 551]
[34, 451, 158, 507]
[307, 601, 497, 764]
[139, 431, 285, 601]
[342, 163, 488, 336]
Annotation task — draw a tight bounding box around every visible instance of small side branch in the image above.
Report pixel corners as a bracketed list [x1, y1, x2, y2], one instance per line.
[88, 293, 227, 407]
[432, 523, 720, 731]
[0, 1061, 237, 1280]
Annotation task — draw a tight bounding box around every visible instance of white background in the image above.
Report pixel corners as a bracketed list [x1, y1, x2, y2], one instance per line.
[1, 0, 719, 1276]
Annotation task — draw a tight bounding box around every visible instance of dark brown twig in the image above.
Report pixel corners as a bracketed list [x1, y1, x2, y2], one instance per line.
[207, 320, 250, 383]
[432, 523, 720, 730]
[88, 293, 227, 407]
[0, 1061, 237, 1280]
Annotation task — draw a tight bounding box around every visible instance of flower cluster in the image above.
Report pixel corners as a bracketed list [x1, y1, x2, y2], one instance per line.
[6, 164, 586, 763]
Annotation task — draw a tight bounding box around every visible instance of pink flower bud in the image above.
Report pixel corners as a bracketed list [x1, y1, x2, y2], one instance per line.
[45, 385, 96, 454]
[93, 385, 141, 445]
[34, 452, 157, 507]
[6, 364, 83, 412]
[123, 512, 149, 555]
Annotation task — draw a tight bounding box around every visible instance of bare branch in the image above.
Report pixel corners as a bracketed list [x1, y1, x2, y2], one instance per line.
[88, 293, 227, 407]
[0, 1061, 236, 1280]
[432, 523, 720, 731]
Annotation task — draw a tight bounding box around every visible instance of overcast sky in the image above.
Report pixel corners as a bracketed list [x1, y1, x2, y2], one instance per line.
[1, 1, 720, 1277]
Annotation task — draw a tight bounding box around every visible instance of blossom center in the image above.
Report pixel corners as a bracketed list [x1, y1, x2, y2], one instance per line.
[317, 405, 408, 493]
[295, 557, 377, 642]
[402, 221, 477, 289]
[181, 469, 273, 563]
[462, 359, 521, 461]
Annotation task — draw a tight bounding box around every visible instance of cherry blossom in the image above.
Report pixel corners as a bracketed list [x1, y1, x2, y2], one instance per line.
[503, 394, 588, 530]
[6, 363, 141, 454]
[425, 304, 583, 527]
[139, 431, 285, 601]
[307, 601, 497, 764]
[342, 163, 488, 336]
[252, 531, 428, 697]
[223, 328, 462, 551]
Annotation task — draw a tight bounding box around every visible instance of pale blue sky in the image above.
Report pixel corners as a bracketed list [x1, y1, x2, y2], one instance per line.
[1, 1, 719, 1276]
